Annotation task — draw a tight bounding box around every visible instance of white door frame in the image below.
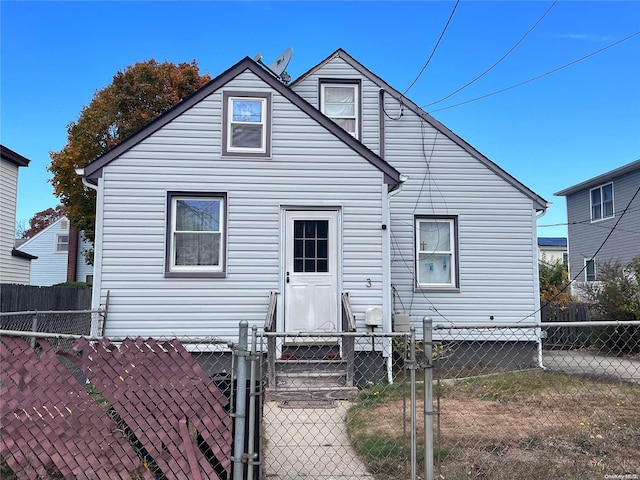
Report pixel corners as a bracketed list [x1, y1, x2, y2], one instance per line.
[278, 207, 342, 334]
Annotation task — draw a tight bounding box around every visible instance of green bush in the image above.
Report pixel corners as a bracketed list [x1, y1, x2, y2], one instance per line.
[585, 256, 640, 355]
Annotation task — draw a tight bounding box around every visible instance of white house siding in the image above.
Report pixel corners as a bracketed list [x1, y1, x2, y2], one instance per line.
[0, 158, 30, 284]
[76, 234, 94, 283]
[384, 106, 539, 329]
[20, 217, 70, 286]
[294, 56, 540, 330]
[94, 70, 386, 339]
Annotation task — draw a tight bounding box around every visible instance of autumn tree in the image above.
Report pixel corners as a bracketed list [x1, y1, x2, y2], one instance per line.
[539, 258, 572, 304]
[22, 205, 65, 239]
[48, 59, 211, 258]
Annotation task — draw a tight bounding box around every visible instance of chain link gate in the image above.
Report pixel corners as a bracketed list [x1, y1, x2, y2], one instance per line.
[239, 327, 427, 480]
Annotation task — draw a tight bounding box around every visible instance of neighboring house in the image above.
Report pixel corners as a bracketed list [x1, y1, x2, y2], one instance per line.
[538, 237, 567, 266]
[0, 145, 37, 284]
[79, 49, 548, 355]
[555, 159, 640, 291]
[19, 216, 93, 286]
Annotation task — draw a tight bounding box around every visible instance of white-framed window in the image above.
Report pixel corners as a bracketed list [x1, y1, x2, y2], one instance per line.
[590, 183, 614, 221]
[415, 217, 458, 288]
[320, 81, 360, 138]
[223, 92, 270, 156]
[55, 234, 69, 253]
[166, 193, 226, 276]
[585, 258, 596, 282]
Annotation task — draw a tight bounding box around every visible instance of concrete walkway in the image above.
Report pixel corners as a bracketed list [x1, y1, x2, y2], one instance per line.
[262, 400, 374, 479]
[543, 350, 640, 384]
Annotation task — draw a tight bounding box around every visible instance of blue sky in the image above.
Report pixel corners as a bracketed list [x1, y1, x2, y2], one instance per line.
[2, 1, 639, 238]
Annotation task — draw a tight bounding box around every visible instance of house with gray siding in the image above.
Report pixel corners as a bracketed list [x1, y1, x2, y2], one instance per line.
[555, 159, 640, 293]
[80, 50, 548, 358]
[19, 216, 93, 286]
[0, 145, 36, 285]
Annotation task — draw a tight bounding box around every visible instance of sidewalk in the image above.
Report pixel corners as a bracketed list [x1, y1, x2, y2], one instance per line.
[262, 400, 374, 479]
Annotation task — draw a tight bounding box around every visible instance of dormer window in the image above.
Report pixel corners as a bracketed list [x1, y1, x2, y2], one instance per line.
[222, 92, 271, 157]
[320, 81, 360, 139]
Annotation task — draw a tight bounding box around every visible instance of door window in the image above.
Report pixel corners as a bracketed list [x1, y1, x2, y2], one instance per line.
[293, 220, 329, 273]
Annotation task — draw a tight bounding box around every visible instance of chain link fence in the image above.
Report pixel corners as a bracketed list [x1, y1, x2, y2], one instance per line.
[1, 320, 638, 479]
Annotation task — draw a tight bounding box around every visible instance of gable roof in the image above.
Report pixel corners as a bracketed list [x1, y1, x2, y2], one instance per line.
[19, 215, 67, 251]
[1, 145, 30, 167]
[292, 49, 549, 212]
[84, 57, 402, 186]
[554, 159, 640, 197]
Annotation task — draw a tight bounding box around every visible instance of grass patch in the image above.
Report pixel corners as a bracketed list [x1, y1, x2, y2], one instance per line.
[348, 369, 640, 479]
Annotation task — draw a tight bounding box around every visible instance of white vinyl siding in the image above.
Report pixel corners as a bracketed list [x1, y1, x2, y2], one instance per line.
[294, 56, 540, 329]
[0, 158, 30, 284]
[19, 217, 69, 286]
[92, 70, 386, 340]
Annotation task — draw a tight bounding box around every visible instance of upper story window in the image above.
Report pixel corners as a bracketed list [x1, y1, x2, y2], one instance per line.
[590, 183, 614, 221]
[166, 192, 226, 277]
[55, 234, 69, 253]
[415, 217, 458, 289]
[222, 92, 271, 157]
[320, 81, 360, 139]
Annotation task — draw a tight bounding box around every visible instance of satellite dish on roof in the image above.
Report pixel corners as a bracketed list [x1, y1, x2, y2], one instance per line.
[269, 48, 293, 76]
[253, 48, 293, 84]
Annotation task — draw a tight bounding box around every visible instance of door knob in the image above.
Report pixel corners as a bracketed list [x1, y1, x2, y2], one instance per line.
[286, 271, 290, 283]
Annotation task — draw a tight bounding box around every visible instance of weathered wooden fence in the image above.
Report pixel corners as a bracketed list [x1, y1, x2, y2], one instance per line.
[541, 302, 595, 348]
[0, 284, 92, 312]
[0, 335, 233, 479]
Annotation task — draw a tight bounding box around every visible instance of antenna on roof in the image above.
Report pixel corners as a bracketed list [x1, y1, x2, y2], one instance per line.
[253, 48, 293, 85]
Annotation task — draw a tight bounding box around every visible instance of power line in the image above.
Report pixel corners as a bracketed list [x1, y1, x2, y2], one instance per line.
[402, 0, 461, 96]
[424, 0, 558, 108]
[425, 31, 640, 113]
[519, 183, 640, 323]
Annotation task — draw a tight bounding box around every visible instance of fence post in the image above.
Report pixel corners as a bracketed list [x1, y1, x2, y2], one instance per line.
[246, 325, 259, 480]
[409, 327, 417, 480]
[30, 312, 39, 348]
[423, 316, 434, 480]
[233, 321, 249, 480]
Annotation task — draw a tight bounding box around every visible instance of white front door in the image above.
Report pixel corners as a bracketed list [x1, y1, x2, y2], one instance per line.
[284, 210, 339, 333]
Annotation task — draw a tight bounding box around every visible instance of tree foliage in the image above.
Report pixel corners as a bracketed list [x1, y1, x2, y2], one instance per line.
[584, 256, 640, 321]
[22, 205, 65, 239]
[584, 257, 640, 354]
[539, 257, 572, 304]
[48, 59, 211, 250]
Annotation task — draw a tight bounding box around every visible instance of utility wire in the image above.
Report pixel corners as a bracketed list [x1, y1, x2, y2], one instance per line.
[519, 183, 640, 323]
[425, 0, 558, 108]
[403, 0, 461, 96]
[426, 31, 640, 113]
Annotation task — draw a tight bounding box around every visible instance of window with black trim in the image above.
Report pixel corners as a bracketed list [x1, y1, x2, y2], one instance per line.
[415, 217, 458, 288]
[590, 183, 614, 221]
[166, 193, 226, 276]
[320, 81, 360, 139]
[222, 92, 271, 156]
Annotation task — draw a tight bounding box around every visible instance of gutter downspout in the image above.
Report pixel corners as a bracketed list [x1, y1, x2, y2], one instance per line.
[75, 168, 103, 335]
[534, 203, 551, 369]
